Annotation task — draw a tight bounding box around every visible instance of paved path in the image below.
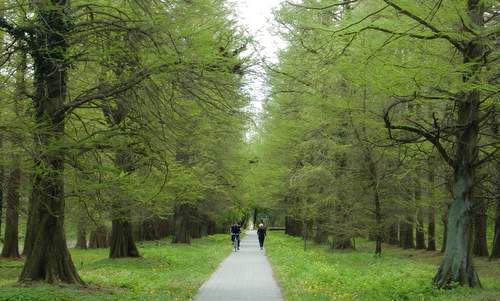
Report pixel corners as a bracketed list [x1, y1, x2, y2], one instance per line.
[194, 230, 283, 301]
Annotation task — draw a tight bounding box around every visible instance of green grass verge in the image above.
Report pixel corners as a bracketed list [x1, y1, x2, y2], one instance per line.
[0, 234, 231, 301]
[265, 232, 500, 301]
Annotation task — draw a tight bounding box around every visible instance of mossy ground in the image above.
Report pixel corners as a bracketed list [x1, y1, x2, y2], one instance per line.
[265, 232, 500, 301]
[0, 234, 231, 301]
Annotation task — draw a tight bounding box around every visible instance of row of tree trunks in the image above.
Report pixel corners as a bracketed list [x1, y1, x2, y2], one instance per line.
[134, 216, 171, 242]
[172, 203, 194, 244]
[75, 220, 87, 249]
[384, 223, 399, 245]
[399, 218, 415, 249]
[285, 216, 302, 237]
[89, 226, 109, 248]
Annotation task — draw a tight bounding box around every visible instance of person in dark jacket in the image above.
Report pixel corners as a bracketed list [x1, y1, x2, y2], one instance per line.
[257, 223, 266, 250]
[231, 223, 241, 250]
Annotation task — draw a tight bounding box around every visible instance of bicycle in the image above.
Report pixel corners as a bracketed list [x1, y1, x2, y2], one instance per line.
[231, 234, 240, 252]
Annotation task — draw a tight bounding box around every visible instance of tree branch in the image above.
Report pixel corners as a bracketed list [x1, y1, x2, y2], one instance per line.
[383, 99, 455, 167]
[381, 0, 464, 51]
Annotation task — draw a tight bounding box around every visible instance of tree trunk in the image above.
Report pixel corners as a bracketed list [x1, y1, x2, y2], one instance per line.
[109, 149, 140, 258]
[374, 191, 382, 255]
[1, 166, 21, 258]
[0, 135, 3, 243]
[75, 221, 87, 249]
[285, 216, 302, 237]
[109, 216, 140, 258]
[89, 225, 109, 248]
[472, 199, 488, 256]
[385, 223, 399, 245]
[172, 203, 192, 244]
[489, 108, 500, 258]
[313, 220, 328, 244]
[441, 205, 448, 253]
[427, 207, 436, 251]
[415, 208, 426, 250]
[492, 194, 500, 258]
[20, 0, 82, 284]
[399, 217, 415, 249]
[1, 43, 26, 258]
[433, 2, 483, 286]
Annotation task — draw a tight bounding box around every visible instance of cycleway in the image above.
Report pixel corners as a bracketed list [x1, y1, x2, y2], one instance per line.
[193, 230, 283, 301]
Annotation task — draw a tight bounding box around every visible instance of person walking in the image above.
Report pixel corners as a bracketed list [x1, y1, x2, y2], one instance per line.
[257, 223, 266, 250]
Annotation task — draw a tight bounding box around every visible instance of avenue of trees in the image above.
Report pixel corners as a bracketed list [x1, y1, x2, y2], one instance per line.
[247, 0, 499, 289]
[0, 0, 499, 294]
[0, 0, 250, 284]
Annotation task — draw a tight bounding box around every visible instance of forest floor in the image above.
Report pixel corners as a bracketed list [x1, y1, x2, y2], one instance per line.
[0, 234, 231, 301]
[266, 232, 500, 301]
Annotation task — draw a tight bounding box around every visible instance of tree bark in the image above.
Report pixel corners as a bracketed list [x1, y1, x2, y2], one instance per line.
[172, 203, 193, 244]
[433, 0, 484, 288]
[89, 225, 109, 248]
[109, 215, 139, 258]
[415, 208, 426, 250]
[399, 217, 415, 249]
[472, 198, 488, 257]
[384, 223, 399, 245]
[20, 0, 82, 284]
[490, 108, 500, 258]
[0, 135, 3, 243]
[427, 207, 436, 251]
[75, 221, 87, 249]
[1, 166, 21, 258]
[492, 192, 500, 258]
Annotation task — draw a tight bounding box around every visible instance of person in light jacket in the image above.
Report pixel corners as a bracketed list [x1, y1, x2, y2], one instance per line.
[257, 223, 266, 250]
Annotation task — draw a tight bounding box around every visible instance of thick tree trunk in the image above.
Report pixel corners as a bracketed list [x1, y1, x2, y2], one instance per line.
[415, 208, 426, 250]
[172, 203, 192, 244]
[433, 2, 483, 285]
[472, 199, 488, 256]
[89, 225, 109, 248]
[1, 166, 21, 258]
[109, 216, 140, 258]
[427, 207, 436, 251]
[20, 0, 82, 284]
[109, 149, 140, 258]
[433, 166, 480, 287]
[0, 135, 3, 242]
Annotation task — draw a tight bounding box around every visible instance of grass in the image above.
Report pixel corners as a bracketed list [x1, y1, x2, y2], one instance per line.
[265, 232, 500, 301]
[0, 234, 231, 301]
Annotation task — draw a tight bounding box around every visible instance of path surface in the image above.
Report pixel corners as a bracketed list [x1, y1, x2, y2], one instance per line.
[194, 230, 283, 301]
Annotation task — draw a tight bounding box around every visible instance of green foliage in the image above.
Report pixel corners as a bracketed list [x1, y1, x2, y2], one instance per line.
[0, 235, 231, 300]
[266, 232, 500, 301]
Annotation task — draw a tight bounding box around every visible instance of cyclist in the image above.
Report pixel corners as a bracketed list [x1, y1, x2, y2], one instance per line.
[230, 222, 241, 250]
